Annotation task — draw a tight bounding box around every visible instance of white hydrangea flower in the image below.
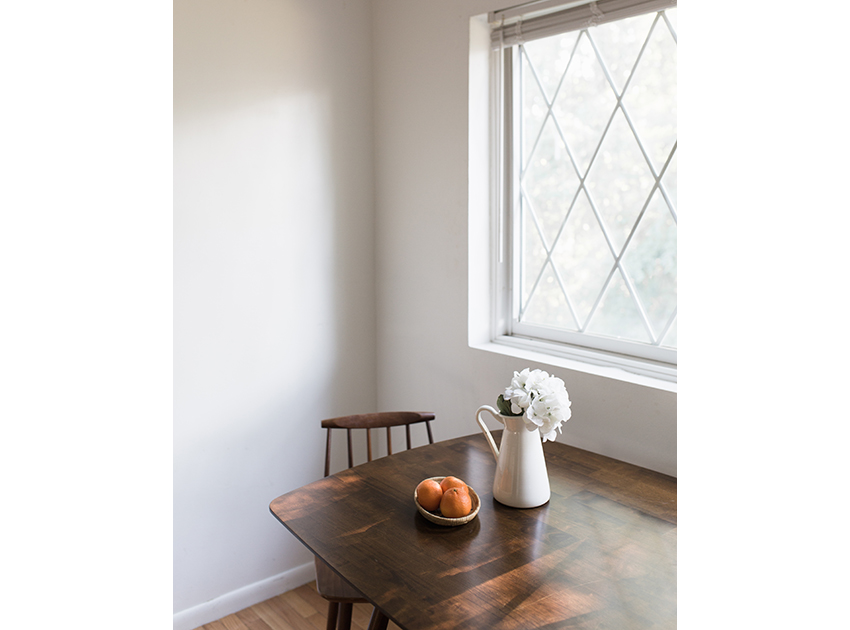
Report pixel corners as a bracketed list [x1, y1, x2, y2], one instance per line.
[498, 369, 571, 442]
[503, 387, 531, 415]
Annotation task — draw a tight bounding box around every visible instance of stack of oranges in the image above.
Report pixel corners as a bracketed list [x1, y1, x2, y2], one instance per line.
[415, 476, 472, 518]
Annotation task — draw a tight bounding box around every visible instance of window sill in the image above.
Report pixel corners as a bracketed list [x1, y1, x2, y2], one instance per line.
[471, 336, 677, 393]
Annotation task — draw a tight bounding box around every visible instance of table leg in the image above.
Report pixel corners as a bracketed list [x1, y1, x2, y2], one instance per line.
[337, 602, 352, 630]
[325, 602, 339, 630]
[367, 608, 390, 630]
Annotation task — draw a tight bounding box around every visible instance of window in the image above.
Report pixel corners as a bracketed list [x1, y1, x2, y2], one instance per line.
[489, 0, 677, 378]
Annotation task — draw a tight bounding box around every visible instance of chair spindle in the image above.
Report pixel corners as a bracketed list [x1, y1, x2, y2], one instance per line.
[324, 429, 332, 478]
[366, 428, 373, 462]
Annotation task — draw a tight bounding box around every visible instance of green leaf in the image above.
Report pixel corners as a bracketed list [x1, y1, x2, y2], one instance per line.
[497, 394, 520, 416]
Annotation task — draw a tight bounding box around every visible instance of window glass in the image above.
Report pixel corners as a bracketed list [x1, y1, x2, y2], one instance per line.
[508, 8, 677, 362]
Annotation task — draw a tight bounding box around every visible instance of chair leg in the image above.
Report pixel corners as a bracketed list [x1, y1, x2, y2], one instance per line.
[367, 607, 390, 630]
[337, 602, 353, 630]
[326, 602, 339, 630]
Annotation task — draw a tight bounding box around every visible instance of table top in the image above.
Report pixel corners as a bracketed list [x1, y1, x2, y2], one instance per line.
[269, 431, 676, 630]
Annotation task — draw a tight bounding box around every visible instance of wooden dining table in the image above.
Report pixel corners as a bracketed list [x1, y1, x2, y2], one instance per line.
[269, 431, 676, 630]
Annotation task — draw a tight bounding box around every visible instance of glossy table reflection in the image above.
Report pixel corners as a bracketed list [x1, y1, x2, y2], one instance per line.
[269, 431, 676, 630]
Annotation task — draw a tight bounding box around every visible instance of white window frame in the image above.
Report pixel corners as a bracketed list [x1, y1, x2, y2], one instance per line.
[484, 0, 677, 385]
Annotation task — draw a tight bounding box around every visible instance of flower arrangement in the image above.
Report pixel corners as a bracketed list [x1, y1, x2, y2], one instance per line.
[496, 368, 571, 442]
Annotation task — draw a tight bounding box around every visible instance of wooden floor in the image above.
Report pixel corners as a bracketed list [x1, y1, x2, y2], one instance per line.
[194, 581, 402, 630]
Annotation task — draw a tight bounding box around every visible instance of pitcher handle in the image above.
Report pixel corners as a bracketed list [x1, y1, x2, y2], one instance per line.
[476, 405, 503, 462]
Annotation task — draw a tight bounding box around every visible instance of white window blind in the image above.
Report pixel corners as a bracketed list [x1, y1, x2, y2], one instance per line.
[490, 0, 677, 48]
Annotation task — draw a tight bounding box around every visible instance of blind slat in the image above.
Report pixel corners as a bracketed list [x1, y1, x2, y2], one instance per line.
[490, 0, 676, 49]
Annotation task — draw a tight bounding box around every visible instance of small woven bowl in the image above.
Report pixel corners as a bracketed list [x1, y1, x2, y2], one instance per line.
[414, 476, 480, 526]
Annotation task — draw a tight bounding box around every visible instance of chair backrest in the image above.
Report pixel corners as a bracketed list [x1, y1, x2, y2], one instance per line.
[321, 411, 435, 477]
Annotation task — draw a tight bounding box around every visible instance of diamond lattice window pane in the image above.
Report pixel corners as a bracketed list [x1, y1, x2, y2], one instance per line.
[622, 18, 677, 173]
[551, 191, 614, 328]
[522, 32, 578, 105]
[621, 189, 677, 336]
[521, 264, 576, 330]
[521, 205, 551, 308]
[589, 12, 656, 94]
[521, 56, 549, 166]
[550, 34, 617, 176]
[585, 270, 651, 343]
[584, 109, 654, 252]
[522, 117, 581, 245]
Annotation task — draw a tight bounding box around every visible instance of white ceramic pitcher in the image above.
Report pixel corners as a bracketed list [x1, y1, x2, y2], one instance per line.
[475, 405, 551, 508]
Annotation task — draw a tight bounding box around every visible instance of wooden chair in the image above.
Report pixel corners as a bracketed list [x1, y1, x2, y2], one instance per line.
[316, 411, 436, 630]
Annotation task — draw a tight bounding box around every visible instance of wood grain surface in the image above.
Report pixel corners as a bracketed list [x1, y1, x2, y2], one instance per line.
[270, 432, 676, 630]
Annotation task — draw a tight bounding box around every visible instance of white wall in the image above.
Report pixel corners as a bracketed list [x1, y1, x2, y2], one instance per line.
[371, 0, 676, 474]
[173, 0, 376, 625]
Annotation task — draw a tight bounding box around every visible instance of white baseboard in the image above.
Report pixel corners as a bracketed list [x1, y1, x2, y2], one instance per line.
[173, 562, 315, 630]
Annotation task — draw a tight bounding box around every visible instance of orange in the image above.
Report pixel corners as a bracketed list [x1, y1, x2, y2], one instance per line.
[439, 476, 467, 493]
[440, 487, 472, 518]
[416, 479, 443, 512]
